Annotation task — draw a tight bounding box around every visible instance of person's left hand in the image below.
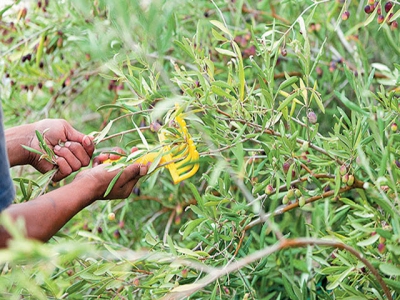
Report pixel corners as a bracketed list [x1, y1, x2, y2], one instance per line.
[27, 119, 95, 181]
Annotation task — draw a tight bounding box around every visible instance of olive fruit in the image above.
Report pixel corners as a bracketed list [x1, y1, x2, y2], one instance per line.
[307, 111, 317, 124]
[265, 184, 274, 195]
[347, 175, 355, 186]
[282, 195, 289, 204]
[108, 212, 116, 221]
[339, 164, 347, 176]
[298, 196, 306, 207]
[341, 11, 350, 20]
[385, 1, 393, 13]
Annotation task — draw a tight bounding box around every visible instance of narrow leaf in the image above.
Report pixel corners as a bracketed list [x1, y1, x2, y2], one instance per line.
[210, 20, 232, 38]
[334, 91, 369, 116]
[133, 122, 149, 150]
[299, 78, 308, 106]
[356, 234, 379, 247]
[104, 169, 123, 197]
[211, 28, 228, 42]
[36, 34, 45, 67]
[21, 145, 44, 156]
[278, 77, 298, 92]
[277, 91, 300, 112]
[167, 235, 177, 256]
[148, 151, 163, 174]
[93, 120, 114, 145]
[380, 263, 400, 276]
[188, 183, 204, 210]
[215, 47, 237, 57]
[181, 218, 206, 240]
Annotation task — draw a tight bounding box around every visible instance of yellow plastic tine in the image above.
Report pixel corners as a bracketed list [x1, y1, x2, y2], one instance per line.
[175, 161, 192, 174]
[176, 162, 198, 175]
[172, 146, 189, 161]
[166, 164, 180, 184]
[173, 162, 200, 184]
[171, 143, 186, 156]
[174, 147, 193, 167]
[174, 155, 199, 179]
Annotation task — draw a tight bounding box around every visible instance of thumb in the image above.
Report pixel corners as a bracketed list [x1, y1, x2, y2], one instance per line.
[64, 123, 85, 143]
[65, 124, 95, 156]
[120, 163, 148, 182]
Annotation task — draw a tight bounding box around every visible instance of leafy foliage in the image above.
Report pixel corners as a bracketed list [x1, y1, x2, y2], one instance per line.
[0, 0, 399, 299]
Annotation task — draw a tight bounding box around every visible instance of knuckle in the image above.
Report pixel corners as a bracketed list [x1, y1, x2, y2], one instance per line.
[82, 157, 90, 166]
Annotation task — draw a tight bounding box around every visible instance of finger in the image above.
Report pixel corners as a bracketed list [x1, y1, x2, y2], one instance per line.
[63, 141, 92, 166]
[118, 163, 141, 182]
[114, 163, 146, 188]
[109, 147, 126, 160]
[62, 120, 95, 157]
[62, 120, 86, 143]
[140, 164, 148, 176]
[118, 178, 141, 198]
[82, 135, 95, 157]
[112, 170, 143, 199]
[97, 152, 109, 163]
[92, 156, 101, 167]
[54, 144, 82, 171]
[94, 163, 147, 199]
[109, 153, 122, 160]
[36, 160, 54, 174]
[129, 163, 148, 178]
[53, 157, 73, 182]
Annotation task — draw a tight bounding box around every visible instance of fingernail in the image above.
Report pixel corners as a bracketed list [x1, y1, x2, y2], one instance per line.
[54, 145, 61, 151]
[65, 141, 71, 147]
[83, 136, 92, 147]
[140, 166, 147, 176]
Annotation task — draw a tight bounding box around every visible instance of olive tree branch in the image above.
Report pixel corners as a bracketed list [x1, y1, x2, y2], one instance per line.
[214, 108, 344, 165]
[245, 177, 364, 231]
[99, 126, 150, 142]
[162, 237, 392, 300]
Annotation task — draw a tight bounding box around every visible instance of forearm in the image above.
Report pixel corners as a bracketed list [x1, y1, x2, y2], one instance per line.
[0, 177, 98, 248]
[5, 123, 34, 167]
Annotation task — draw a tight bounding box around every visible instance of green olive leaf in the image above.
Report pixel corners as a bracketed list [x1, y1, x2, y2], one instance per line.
[104, 169, 123, 198]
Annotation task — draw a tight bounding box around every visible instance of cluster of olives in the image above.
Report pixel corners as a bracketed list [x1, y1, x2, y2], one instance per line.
[341, 1, 398, 30]
[364, 1, 398, 29]
[283, 188, 306, 207]
[340, 165, 355, 186]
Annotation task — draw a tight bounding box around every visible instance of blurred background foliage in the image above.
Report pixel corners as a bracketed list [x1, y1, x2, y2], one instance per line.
[0, 0, 399, 299]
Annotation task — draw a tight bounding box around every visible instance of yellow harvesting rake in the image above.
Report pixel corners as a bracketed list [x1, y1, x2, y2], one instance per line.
[105, 105, 199, 184]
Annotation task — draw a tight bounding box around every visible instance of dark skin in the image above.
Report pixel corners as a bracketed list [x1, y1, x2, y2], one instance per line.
[0, 119, 148, 248]
[6, 118, 95, 181]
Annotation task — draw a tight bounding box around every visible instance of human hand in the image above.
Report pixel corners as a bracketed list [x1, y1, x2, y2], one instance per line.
[27, 119, 94, 181]
[75, 157, 148, 200]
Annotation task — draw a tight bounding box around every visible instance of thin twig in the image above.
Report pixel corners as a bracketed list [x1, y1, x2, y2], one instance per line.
[38, 169, 57, 197]
[100, 126, 150, 142]
[162, 237, 392, 300]
[214, 107, 344, 165]
[245, 178, 364, 231]
[163, 209, 176, 245]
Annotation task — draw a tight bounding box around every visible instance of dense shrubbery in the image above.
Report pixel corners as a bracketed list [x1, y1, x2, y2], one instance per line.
[0, 0, 399, 299]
